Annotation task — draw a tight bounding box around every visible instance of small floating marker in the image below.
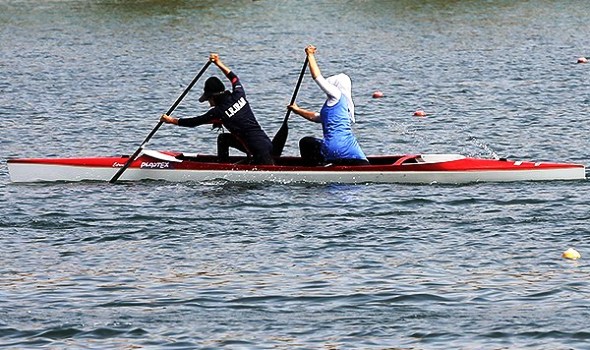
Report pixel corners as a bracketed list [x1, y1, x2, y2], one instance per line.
[372, 90, 384, 98]
[577, 57, 588, 64]
[562, 247, 581, 260]
[413, 110, 427, 117]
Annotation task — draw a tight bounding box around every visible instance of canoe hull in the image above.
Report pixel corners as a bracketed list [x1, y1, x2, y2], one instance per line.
[7, 152, 586, 184]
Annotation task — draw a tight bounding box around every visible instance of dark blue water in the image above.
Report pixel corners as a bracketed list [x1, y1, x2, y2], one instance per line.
[1, 1, 590, 349]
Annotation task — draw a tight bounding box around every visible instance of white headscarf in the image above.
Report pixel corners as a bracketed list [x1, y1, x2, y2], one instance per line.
[326, 73, 355, 123]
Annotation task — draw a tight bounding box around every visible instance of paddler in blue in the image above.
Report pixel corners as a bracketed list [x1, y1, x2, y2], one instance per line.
[288, 45, 369, 166]
[161, 53, 274, 165]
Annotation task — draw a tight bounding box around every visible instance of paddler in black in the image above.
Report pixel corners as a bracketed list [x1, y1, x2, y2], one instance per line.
[161, 53, 274, 165]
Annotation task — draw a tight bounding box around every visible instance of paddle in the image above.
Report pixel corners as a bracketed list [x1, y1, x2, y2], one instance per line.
[109, 60, 212, 183]
[271, 56, 309, 157]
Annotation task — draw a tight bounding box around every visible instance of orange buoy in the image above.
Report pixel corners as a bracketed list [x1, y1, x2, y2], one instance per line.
[372, 91, 384, 98]
[413, 110, 427, 117]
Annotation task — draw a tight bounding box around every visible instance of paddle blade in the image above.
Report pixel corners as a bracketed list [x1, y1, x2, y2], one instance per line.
[271, 116, 289, 157]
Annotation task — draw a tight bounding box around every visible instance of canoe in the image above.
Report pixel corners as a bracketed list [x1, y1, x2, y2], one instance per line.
[6, 150, 586, 184]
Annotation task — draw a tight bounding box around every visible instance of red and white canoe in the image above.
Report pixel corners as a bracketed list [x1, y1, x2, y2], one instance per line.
[6, 150, 586, 184]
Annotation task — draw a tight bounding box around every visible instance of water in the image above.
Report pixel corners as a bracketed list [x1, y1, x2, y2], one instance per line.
[1, 1, 590, 349]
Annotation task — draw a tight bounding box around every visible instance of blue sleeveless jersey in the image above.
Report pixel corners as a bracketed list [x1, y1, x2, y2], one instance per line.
[320, 97, 367, 161]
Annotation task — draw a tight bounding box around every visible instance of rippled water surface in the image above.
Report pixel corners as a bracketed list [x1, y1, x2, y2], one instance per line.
[1, 1, 590, 349]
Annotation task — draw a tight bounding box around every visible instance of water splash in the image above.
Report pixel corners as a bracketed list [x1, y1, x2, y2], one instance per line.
[464, 136, 500, 159]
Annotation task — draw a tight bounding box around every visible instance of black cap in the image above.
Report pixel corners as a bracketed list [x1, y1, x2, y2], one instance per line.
[199, 77, 226, 102]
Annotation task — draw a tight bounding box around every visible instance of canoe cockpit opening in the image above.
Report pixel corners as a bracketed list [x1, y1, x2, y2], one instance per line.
[151, 152, 469, 167]
[367, 155, 422, 166]
[366, 154, 467, 166]
[175, 153, 256, 165]
[393, 155, 420, 165]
